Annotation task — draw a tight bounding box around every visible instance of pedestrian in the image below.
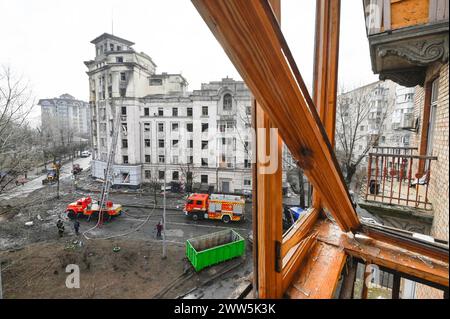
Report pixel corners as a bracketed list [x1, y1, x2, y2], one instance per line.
[156, 221, 163, 239]
[73, 220, 80, 236]
[56, 219, 65, 238]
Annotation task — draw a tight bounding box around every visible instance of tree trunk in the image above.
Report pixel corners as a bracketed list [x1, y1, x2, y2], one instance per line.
[345, 164, 356, 188]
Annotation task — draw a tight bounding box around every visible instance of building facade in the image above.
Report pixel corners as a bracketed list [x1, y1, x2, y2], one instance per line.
[336, 80, 414, 163]
[85, 33, 253, 193]
[39, 94, 91, 138]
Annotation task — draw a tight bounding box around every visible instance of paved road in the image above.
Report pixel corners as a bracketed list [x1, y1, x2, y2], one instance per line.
[70, 204, 252, 246]
[0, 156, 92, 200]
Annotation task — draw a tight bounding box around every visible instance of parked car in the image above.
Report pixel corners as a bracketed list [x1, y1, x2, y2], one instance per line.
[81, 150, 91, 157]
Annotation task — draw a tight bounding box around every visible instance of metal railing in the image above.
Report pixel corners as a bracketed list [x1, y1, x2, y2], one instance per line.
[364, 149, 437, 210]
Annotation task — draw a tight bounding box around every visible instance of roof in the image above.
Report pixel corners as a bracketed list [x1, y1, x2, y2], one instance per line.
[188, 193, 209, 201]
[90, 33, 135, 46]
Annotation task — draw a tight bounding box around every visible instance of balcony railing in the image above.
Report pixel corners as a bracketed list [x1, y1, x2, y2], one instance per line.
[364, 148, 437, 210]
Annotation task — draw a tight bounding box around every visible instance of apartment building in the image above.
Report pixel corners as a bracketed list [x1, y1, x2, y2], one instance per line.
[39, 93, 91, 137]
[336, 80, 414, 162]
[85, 33, 253, 193]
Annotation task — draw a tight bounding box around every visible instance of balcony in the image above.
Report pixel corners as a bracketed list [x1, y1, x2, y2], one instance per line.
[363, 0, 449, 87]
[361, 147, 437, 212]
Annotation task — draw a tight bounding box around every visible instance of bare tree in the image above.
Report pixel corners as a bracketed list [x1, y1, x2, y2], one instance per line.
[178, 162, 196, 193]
[335, 84, 393, 188]
[0, 65, 35, 193]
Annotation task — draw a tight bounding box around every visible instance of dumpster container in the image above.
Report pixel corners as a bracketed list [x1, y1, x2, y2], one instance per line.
[186, 229, 245, 272]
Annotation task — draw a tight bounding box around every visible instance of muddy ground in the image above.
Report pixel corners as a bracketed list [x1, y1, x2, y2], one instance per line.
[0, 167, 253, 299]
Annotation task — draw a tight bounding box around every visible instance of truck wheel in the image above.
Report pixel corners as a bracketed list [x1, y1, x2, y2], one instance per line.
[222, 215, 231, 224]
[192, 214, 199, 221]
[67, 210, 76, 219]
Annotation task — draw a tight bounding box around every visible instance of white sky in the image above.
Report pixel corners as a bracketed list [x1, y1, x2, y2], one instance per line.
[0, 0, 378, 126]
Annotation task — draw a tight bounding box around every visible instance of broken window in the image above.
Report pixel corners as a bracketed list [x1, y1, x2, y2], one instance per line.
[121, 107, 127, 115]
[158, 123, 164, 132]
[121, 172, 130, 183]
[122, 156, 128, 164]
[144, 107, 150, 116]
[172, 171, 179, 181]
[144, 123, 151, 132]
[172, 123, 179, 132]
[201, 123, 209, 132]
[144, 139, 151, 147]
[186, 123, 193, 132]
[201, 175, 208, 184]
[121, 123, 128, 136]
[202, 140, 208, 150]
[172, 140, 179, 148]
[201, 158, 208, 167]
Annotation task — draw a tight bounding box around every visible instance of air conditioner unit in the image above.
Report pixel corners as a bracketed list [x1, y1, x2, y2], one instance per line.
[400, 113, 415, 129]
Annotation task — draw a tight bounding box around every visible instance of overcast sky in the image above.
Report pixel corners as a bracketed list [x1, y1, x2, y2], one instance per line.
[0, 0, 378, 126]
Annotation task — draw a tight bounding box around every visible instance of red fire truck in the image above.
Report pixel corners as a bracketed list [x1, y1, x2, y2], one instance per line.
[183, 193, 245, 223]
[65, 196, 123, 221]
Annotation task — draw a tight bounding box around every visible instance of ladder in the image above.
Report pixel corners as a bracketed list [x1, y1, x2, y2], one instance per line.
[96, 100, 122, 225]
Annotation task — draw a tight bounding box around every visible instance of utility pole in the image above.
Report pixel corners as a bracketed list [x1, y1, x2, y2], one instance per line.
[162, 146, 167, 259]
[0, 261, 3, 299]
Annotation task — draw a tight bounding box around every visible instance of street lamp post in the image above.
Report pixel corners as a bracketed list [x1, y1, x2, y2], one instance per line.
[162, 146, 167, 259]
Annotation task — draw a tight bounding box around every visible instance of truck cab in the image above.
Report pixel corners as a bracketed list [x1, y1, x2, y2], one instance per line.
[184, 193, 209, 221]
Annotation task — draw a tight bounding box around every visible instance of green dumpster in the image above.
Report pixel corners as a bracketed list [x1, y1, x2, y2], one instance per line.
[186, 229, 245, 272]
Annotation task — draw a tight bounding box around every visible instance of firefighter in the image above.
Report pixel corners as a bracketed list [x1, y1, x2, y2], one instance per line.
[156, 221, 163, 239]
[56, 219, 65, 238]
[73, 220, 80, 236]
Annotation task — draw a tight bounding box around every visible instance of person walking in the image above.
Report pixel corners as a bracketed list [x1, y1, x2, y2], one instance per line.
[156, 221, 163, 239]
[56, 219, 65, 238]
[73, 220, 80, 236]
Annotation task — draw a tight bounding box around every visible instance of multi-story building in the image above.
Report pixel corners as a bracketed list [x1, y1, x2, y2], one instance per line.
[85, 33, 253, 193]
[336, 80, 414, 163]
[38, 94, 91, 138]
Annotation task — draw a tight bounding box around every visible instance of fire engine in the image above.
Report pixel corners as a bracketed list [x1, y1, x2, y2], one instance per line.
[184, 193, 245, 223]
[65, 196, 123, 221]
